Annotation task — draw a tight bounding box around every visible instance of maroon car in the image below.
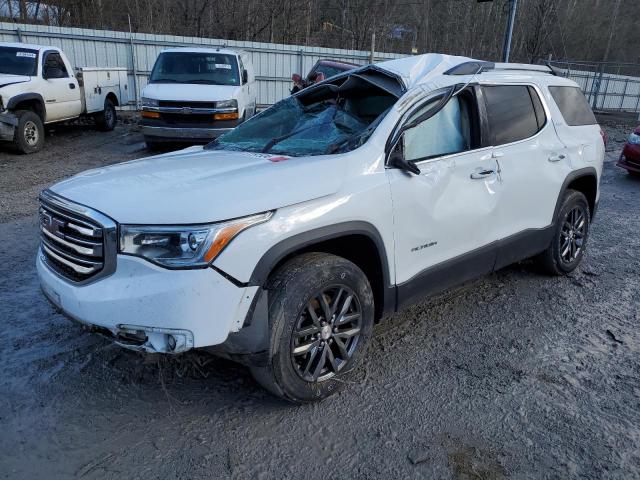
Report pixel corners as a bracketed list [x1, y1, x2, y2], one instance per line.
[617, 124, 640, 177]
[291, 59, 358, 93]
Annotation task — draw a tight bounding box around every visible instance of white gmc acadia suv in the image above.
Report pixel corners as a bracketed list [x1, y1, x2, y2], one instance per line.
[37, 54, 604, 402]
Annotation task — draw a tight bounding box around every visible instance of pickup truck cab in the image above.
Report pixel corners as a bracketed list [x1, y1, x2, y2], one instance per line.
[0, 42, 128, 154]
[140, 47, 257, 149]
[37, 54, 604, 402]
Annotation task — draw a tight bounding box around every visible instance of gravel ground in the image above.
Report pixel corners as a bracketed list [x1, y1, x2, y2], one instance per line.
[0, 117, 639, 479]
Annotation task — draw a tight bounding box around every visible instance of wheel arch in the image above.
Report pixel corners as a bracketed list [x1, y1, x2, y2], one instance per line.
[248, 221, 395, 322]
[8, 93, 45, 121]
[553, 167, 598, 223]
[105, 91, 119, 107]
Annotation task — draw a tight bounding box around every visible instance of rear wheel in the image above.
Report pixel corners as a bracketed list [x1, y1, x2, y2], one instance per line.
[534, 189, 590, 275]
[95, 98, 117, 131]
[250, 253, 374, 403]
[628, 170, 640, 179]
[12, 110, 44, 154]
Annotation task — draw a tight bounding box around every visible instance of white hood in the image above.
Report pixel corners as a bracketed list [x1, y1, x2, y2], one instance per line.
[51, 147, 346, 224]
[0, 74, 30, 88]
[142, 82, 241, 102]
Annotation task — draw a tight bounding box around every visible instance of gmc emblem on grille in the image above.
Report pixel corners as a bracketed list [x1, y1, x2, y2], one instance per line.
[181, 107, 192, 115]
[40, 211, 65, 237]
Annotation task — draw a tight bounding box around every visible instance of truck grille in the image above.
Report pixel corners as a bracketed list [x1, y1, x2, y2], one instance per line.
[158, 100, 217, 109]
[39, 190, 117, 283]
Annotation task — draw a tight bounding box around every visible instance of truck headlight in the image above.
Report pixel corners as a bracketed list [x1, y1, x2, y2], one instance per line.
[141, 97, 159, 108]
[119, 211, 273, 268]
[215, 99, 238, 110]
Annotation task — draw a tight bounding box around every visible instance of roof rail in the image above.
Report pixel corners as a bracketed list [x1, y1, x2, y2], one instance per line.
[444, 61, 495, 75]
[444, 61, 557, 76]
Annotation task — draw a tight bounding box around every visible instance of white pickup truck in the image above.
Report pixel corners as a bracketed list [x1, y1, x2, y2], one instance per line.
[0, 42, 129, 154]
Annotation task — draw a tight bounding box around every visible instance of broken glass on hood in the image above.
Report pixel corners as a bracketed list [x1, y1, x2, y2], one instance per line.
[206, 68, 403, 157]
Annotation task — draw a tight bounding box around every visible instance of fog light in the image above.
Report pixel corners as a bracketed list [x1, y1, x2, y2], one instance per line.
[117, 324, 194, 354]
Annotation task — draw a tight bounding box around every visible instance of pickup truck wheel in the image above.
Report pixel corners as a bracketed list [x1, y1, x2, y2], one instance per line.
[250, 252, 374, 403]
[535, 189, 590, 275]
[95, 98, 117, 131]
[13, 110, 44, 154]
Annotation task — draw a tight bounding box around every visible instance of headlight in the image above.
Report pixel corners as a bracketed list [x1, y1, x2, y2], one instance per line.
[119, 212, 273, 268]
[628, 133, 640, 145]
[141, 97, 159, 108]
[215, 99, 238, 110]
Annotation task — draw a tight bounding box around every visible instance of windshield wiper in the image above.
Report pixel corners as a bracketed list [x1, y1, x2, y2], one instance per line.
[188, 79, 220, 84]
[150, 78, 181, 83]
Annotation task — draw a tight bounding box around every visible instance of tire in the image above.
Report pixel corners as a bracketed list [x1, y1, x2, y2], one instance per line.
[12, 110, 44, 154]
[250, 252, 374, 403]
[95, 98, 117, 131]
[628, 170, 640, 179]
[534, 189, 590, 275]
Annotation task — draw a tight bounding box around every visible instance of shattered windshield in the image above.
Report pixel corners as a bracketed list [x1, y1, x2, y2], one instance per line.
[207, 84, 396, 156]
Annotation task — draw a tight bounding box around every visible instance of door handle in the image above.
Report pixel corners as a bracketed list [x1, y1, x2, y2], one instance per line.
[548, 154, 566, 163]
[69, 83, 75, 89]
[492, 151, 504, 159]
[470, 169, 495, 179]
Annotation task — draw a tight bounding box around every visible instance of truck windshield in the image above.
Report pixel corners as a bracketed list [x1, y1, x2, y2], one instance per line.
[149, 52, 240, 86]
[207, 84, 396, 157]
[0, 47, 38, 76]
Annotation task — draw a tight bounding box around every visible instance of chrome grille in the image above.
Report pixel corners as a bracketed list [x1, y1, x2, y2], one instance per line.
[39, 190, 117, 284]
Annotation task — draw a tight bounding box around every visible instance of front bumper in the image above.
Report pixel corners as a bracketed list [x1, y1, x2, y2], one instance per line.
[141, 125, 233, 141]
[618, 145, 640, 173]
[140, 116, 242, 142]
[0, 112, 17, 141]
[37, 249, 258, 353]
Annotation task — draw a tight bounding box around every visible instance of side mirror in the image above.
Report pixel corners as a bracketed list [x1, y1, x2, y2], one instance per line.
[242, 69, 248, 84]
[42, 69, 51, 80]
[388, 138, 420, 175]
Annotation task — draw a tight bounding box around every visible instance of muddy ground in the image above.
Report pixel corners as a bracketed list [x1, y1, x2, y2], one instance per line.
[0, 117, 639, 479]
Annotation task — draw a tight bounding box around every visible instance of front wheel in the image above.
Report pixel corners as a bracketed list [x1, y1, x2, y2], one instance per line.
[95, 98, 116, 131]
[534, 189, 590, 275]
[12, 110, 44, 154]
[250, 253, 374, 403]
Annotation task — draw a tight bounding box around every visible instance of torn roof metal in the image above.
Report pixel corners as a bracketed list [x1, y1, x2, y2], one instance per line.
[374, 53, 475, 90]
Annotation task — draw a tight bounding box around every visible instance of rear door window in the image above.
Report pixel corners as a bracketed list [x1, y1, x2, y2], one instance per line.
[548, 86, 597, 126]
[482, 85, 544, 145]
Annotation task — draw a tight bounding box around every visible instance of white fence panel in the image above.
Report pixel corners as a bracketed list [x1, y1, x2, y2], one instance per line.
[0, 22, 403, 109]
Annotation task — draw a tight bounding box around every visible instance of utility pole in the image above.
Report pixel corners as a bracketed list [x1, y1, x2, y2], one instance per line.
[502, 0, 518, 62]
[477, 0, 519, 63]
[370, 31, 376, 64]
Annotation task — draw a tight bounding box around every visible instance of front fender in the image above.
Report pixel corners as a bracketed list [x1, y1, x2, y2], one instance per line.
[6, 92, 45, 111]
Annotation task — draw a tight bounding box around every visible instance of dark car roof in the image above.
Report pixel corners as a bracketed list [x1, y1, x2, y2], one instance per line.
[315, 59, 360, 70]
